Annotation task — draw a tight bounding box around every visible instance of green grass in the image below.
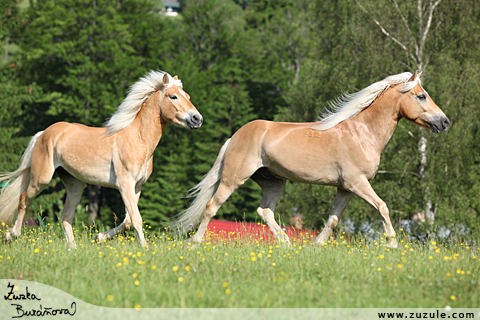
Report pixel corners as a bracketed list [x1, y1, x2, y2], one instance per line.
[0, 223, 478, 308]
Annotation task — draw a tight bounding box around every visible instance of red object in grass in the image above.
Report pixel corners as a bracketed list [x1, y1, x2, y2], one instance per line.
[205, 219, 318, 242]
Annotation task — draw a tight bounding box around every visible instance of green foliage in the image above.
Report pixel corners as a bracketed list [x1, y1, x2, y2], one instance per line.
[0, 0, 479, 237]
[15, 0, 144, 130]
[141, 0, 262, 224]
[138, 128, 192, 228]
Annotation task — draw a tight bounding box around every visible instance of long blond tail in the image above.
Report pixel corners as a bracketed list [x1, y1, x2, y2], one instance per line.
[0, 131, 43, 225]
[172, 139, 231, 234]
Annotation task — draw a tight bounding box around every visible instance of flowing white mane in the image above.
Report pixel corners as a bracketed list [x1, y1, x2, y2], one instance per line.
[312, 72, 421, 131]
[104, 70, 183, 135]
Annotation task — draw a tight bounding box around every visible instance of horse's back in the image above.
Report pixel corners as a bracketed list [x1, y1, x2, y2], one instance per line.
[231, 120, 316, 141]
[34, 122, 116, 186]
[39, 122, 112, 160]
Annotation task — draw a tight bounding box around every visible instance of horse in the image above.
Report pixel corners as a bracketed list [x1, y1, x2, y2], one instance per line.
[173, 71, 449, 248]
[0, 71, 203, 248]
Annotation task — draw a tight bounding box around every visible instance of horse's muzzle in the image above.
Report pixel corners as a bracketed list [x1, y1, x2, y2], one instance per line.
[186, 112, 203, 130]
[430, 115, 450, 133]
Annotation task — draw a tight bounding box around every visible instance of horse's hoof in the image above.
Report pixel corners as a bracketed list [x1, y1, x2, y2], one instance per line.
[4, 232, 13, 242]
[67, 242, 77, 250]
[184, 237, 195, 244]
[184, 239, 200, 248]
[314, 238, 327, 246]
[280, 240, 292, 248]
[93, 232, 109, 243]
[386, 239, 398, 248]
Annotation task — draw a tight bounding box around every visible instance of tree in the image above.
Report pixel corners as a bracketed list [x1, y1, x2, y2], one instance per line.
[2, 0, 479, 237]
[244, 0, 317, 119]
[354, 0, 444, 223]
[350, 0, 480, 233]
[166, 0, 260, 221]
[13, 0, 160, 224]
[0, 0, 43, 175]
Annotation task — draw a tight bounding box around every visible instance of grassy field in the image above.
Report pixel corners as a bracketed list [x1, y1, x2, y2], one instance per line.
[0, 222, 478, 309]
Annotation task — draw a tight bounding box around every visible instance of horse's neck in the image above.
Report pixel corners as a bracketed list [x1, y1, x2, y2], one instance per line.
[355, 88, 401, 153]
[123, 95, 166, 159]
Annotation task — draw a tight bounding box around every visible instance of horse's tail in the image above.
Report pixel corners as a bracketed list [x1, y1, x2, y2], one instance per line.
[0, 131, 43, 225]
[172, 138, 231, 235]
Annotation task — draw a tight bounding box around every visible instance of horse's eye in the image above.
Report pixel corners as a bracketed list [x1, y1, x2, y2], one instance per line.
[170, 95, 178, 100]
[417, 93, 426, 101]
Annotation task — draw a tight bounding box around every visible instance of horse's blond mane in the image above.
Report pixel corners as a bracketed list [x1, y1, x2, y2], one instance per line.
[312, 72, 421, 131]
[104, 70, 183, 135]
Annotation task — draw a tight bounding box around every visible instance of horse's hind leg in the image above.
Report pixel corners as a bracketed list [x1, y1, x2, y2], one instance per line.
[8, 192, 27, 240]
[57, 168, 85, 248]
[7, 153, 54, 240]
[94, 214, 128, 243]
[315, 188, 354, 245]
[251, 173, 290, 244]
[94, 192, 140, 243]
[191, 182, 237, 243]
[8, 183, 50, 241]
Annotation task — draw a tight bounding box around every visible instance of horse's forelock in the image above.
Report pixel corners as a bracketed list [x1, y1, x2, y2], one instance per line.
[399, 75, 422, 93]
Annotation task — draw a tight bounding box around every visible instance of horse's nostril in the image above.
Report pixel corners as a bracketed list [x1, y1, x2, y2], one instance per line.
[443, 118, 450, 128]
[188, 113, 202, 129]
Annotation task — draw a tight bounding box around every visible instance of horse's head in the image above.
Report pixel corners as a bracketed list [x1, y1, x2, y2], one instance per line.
[397, 71, 449, 133]
[160, 73, 203, 130]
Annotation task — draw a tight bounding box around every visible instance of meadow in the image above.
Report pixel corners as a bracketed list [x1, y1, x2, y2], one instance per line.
[0, 222, 478, 309]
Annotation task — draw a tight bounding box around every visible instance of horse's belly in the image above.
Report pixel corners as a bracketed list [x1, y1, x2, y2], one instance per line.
[56, 158, 116, 188]
[267, 160, 341, 186]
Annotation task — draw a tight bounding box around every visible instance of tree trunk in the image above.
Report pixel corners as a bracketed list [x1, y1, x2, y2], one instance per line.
[4, 38, 8, 63]
[356, 0, 442, 223]
[418, 131, 434, 223]
[87, 185, 101, 224]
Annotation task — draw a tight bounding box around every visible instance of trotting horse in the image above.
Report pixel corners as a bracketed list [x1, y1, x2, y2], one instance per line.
[0, 71, 203, 248]
[173, 71, 449, 248]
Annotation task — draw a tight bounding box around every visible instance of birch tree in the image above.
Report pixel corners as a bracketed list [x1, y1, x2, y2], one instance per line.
[355, 0, 443, 223]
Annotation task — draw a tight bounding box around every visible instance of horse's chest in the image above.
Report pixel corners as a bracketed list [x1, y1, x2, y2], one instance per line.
[136, 161, 152, 185]
[355, 155, 381, 180]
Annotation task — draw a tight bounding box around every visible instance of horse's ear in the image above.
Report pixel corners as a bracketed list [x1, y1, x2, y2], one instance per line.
[163, 73, 170, 85]
[408, 70, 419, 82]
[174, 75, 179, 80]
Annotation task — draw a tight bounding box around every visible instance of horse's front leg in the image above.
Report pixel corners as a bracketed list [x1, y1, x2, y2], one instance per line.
[315, 188, 354, 246]
[345, 177, 398, 248]
[121, 186, 147, 248]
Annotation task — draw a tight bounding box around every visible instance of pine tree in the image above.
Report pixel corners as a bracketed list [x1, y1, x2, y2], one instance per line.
[155, 0, 262, 222]
[12, 0, 157, 224]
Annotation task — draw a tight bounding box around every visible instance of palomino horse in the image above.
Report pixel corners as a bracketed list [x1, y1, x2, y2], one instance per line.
[174, 71, 449, 248]
[0, 71, 202, 248]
